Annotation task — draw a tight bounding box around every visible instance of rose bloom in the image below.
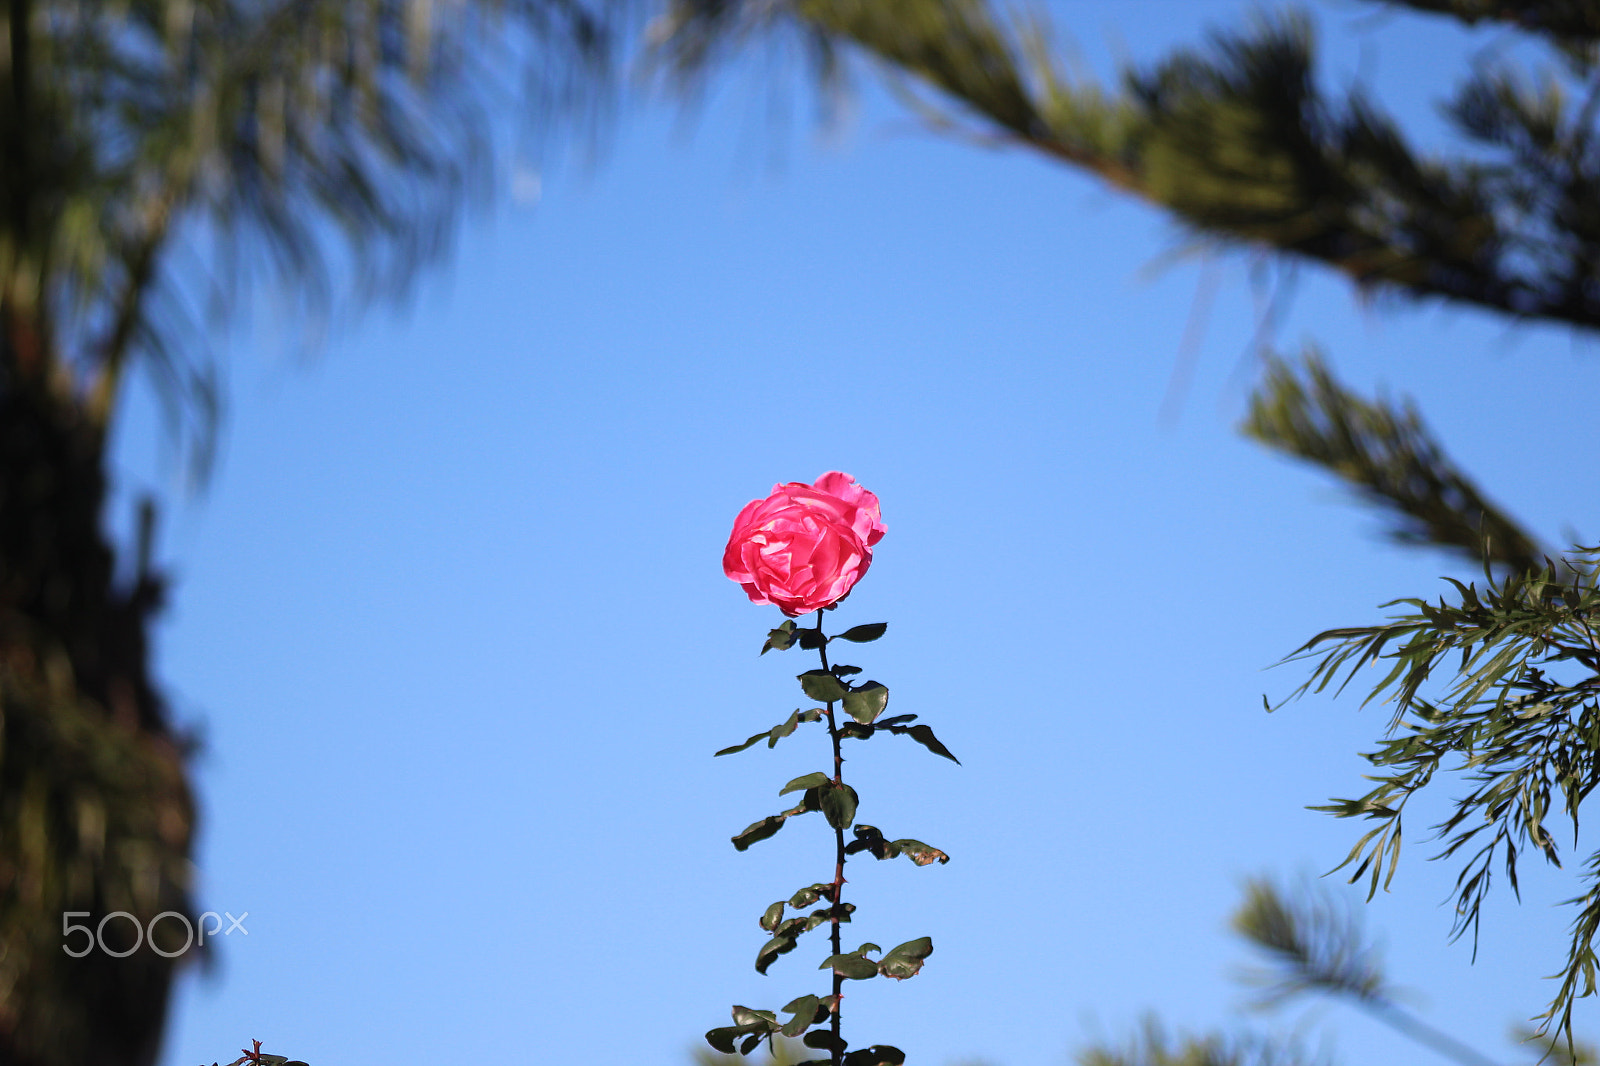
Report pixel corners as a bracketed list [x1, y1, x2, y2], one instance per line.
[723, 472, 886, 616]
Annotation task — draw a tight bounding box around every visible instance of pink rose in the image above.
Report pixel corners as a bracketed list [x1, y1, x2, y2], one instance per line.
[723, 472, 886, 616]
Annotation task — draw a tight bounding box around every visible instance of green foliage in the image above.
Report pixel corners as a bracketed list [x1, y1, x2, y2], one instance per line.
[1512, 1025, 1600, 1066]
[843, 1049, 906, 1066]
[732, 786, 823, 852]
[1081, 877, 1590, 1066]
[717, 709, 826, 756]
[841, 682, 889, 725]
[1275, 547, 1600, 1039]
[799, 670, 850, 703]
[783, 772, 835, 796]
[822, 783, 860, 830]
[1081, 1024, 1305, 1066]
[1378, 1, 1600, 47]
[1231, 879, 1386, 1008]
[4, 0, 611, 461]
[1244, 353, 1545, 575]
[651, 0, 1600, 332]
[819, 949, 881, 980]
[840, 714, 961, 763]
[713, 617, 953, 1063]
[844, 825, 949, 866]
[1229, 878, 1519, 1066]
[1080, 1020, 1317, 1066]
[765, 622, 801, 654]
[902, 724, 960, 763]
[876, 937, 933, 980]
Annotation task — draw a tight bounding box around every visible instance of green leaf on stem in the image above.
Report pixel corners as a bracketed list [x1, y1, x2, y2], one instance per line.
[780, 994, 823, 1037]
[845, 824, 890, 859]
[732, 787, 825, 845]
[819, 953, 880, 980]
[782, 993, 824, 1015]
[878, 937, 933, 980]
[832, 664, 863, 677]
[796, 626, 827, 650]
[762, 621, 798, 655]
[803, 903, 853, 931]
[733, 815, 787, 851]
[837, 623, 888, 643]
[732, 1006, 778, 1028]
[840, 721, 874, 740]
[780, 771, 832, 796]
[845, 825, 946, 865]
[790, 883, 833, 908]
[890, 838, 950, 866]
[844, 1046, 906, 1066]
[877, 717, 957, 761]
[774, 916, 809, 938]
[756, 910, 849, 971]
[822, 783, 859, 830]
[768, 709, 801, 747]
[842, 682, 889, 724]
[804, 1030, 848, 1053]
[906, 724, 960, 764]
[705, 1027, 740, 1054]
[760, 901, 786, 932]
[715, 731, 772, 757]
[715, 709, 812, 757]
[708, 1010, 779, 1053]
[756, 931, 801, 974]
[742, 1034, 765, 1055]
[798, 669, 848, 703]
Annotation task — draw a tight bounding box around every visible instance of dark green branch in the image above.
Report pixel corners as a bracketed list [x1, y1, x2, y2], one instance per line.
[1243, 351, 1546, 574]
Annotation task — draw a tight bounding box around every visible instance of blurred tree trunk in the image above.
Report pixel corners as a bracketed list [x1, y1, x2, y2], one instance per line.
[0, 342, 194, 1065]
[0, 0, 609, 1060]
[2, 1, 194, 1055]
[0, 320, 195, 1066]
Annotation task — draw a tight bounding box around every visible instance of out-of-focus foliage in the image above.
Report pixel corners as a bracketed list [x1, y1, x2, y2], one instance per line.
[1233, 880, 1503, 1066]
[1243, 353, 1546, 576]
[0, 1, 610, 1063]
[650, 0, 1600, 332]
[1232, 878, 1385, 1008]
[1082, 879, 1574, 1066]
[1079, 1023, 1312, 1066]
[698, 1036, 809, 1066]
[4, 0, 610, 470]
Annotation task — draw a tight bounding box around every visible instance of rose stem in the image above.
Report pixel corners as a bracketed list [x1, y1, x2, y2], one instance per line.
[816, 611, 846, 1066]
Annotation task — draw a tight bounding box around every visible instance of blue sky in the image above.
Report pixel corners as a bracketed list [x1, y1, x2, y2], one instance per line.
[105, 2, 1600, 1064]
